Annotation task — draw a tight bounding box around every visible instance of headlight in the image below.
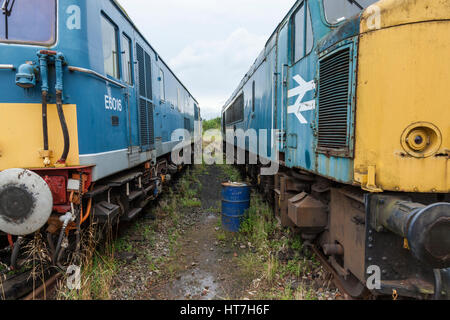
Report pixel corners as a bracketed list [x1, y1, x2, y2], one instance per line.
[401, 122, 442, 158]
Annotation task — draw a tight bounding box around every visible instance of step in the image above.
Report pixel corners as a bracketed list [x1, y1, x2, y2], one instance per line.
[84, 185, 110, 198]
[128, 190, 144, 202]
[121, 207, 143, 222]
[106, 171, 143, 187]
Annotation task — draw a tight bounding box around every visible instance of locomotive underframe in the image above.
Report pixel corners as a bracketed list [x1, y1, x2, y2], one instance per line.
[236, 145, 447, 299]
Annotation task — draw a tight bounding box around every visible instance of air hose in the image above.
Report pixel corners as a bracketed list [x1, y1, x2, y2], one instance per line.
[55, 53, 70, 164]
[56, 91, 70, 164]
[10, 236, 23, 270]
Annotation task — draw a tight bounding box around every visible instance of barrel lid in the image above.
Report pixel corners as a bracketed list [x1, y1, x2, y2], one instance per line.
[222, 182, 248, 187]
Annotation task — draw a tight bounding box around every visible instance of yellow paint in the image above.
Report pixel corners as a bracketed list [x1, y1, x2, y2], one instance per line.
[361, 0, 450, 33]
[355, 4, 450, 193]
[0, 103, 79, 170]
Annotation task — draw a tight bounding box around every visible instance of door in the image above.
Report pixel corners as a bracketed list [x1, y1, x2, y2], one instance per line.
[285, 0, 316, 170]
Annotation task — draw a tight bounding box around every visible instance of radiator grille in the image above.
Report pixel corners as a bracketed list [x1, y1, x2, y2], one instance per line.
[139, 98, 149, 147]
[147, 101, 154, 145]
[139, 99, 154, 148]
[136, 44, 146, 97]
[144, 52, 152, 99]
[318, 48, 351, 150]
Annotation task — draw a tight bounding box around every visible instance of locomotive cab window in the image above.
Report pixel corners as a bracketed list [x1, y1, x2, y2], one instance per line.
[225, 93, 244, 125]
[323, 0, 378, 24]
[0, 0, 56, 44]
[292, 3, 305, 63]
[292, 1, 314, 64]
[122, 34, 133, 85]
[101, 15, 120, 79]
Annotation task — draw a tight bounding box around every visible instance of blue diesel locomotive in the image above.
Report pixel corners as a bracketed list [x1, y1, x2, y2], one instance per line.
[0, 0, 200, 279]
[222, 0, 450, 299]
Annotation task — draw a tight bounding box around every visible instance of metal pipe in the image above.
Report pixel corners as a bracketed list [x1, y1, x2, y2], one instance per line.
[23, 273, 61, 300]
[0, 64, 14, 70]
[372, 196, 450, 269]
[68, 66, 126, 88]
[47, 233, 55, 255]
[10, 236, 23, 270]
[42, 91, 49, 151]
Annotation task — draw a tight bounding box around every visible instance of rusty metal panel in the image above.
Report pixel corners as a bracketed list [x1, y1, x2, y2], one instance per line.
[329, 188, 366, 282]
[287, 192, 327, 229]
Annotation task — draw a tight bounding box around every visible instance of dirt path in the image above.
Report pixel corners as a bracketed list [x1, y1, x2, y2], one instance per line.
[109, 165, 252, 300]
[105, 164, 338, 301]
[149, 165, 250, 300]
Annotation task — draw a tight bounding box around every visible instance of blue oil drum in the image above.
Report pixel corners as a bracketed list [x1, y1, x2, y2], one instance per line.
[221, 182, 251, 232]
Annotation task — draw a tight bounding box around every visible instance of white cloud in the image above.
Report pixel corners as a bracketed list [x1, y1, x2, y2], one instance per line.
[169, 28, 266, 119]
[117, 0, 296, 119]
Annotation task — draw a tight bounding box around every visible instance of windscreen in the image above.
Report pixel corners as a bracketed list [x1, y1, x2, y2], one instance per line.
[323, 0, 378, 24]
[0, 0, 56, 44]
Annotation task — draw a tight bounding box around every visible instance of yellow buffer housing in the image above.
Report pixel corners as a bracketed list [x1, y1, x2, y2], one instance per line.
[0, 103, 79, 170]
[354, 1, 450, 193]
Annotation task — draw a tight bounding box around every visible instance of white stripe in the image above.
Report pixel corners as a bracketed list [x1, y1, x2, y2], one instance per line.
[79, 148, 128, 158]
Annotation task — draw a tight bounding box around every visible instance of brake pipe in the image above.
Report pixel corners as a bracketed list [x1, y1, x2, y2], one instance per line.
[54, 53, 70, 165]
[37, 51, 50, 165]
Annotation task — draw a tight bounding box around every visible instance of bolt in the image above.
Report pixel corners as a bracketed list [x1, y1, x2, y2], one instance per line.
[414, 135, 423, 145]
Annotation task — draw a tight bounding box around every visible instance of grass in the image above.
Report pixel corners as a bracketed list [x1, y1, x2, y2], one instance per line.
[220, 164, 242, 182]
[202, 117, 221, 133]
[233, 189, 325, 300]
[56, 225, 118, 300]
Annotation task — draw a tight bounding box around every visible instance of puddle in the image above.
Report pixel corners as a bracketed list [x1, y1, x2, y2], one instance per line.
[169, 270, 219, 300]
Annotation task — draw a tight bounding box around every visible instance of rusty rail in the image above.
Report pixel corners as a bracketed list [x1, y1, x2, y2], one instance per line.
[22, 273, 61, 300]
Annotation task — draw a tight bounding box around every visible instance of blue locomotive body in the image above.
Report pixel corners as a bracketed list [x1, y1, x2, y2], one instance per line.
[222, 0, 450, 299]
[0, 0, 200, 181]
[0, 0, 200, 277]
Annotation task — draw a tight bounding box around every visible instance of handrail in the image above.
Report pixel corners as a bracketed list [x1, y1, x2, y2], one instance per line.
[0, 64, 14, 70]
[68, 66, 126, 88]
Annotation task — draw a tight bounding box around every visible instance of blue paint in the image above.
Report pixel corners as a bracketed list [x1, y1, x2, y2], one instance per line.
[221, 183, 251, 232]
[15, 63, 36, 89]
[222, 0, 363, 184]
[0, 0, 200, 181]
[55, 53, 65, 92]
[37, 53, 49, 93]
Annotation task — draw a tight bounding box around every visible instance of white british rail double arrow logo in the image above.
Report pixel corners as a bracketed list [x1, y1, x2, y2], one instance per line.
[287, 74, 316, 124]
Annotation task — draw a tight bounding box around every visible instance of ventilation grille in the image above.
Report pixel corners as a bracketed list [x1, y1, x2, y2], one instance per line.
[136, 44, 146, 97]
[318, 48, 351, 150]
[144, 52, 152, 99]
[139, 99, 154, 148]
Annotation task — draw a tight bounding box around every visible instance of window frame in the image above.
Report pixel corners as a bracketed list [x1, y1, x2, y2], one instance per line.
[121, 32, 133, 85]
[225, 93, 244, 126]
[322, 0, 377, 26]
[101, 13, 120, 80]
[290, 1, 314, 65]
[0, 0, 57, 46]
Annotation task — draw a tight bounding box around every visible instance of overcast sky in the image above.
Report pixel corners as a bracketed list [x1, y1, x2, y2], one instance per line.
[117, 0, 296, 119]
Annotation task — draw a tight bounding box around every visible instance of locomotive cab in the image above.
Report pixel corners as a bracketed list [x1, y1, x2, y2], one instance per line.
[223, 0, 450, 299]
